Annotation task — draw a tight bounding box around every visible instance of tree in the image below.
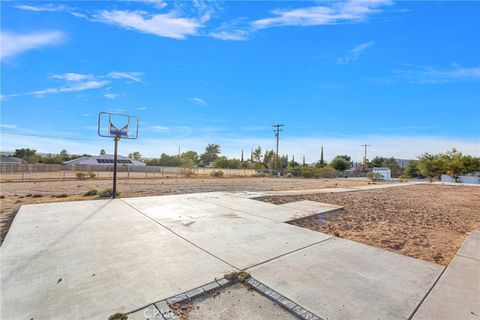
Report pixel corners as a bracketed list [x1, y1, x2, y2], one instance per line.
[214, 156, 241, 169]
[199, 144, 221, 166]
[13, 148, 37, 159]
[180, 150, 199, 165]
[252, 147, 262, 163]
[404, 160, 421, 178]
[317, 146, 325, 167]
[100, 149, 106, 156]
[128, 151, 142, 161]
[330, 155, 351, 171]
[59, 149, 70, 160]
[240, 150, 244, 162]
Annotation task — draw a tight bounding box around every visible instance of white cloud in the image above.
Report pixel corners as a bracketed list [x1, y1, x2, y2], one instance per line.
[189, 97, 207, 105]
[96, 10, 202, 39]
[107, 71, 143, 82]
[31, 80, 110, 96]
[252, 0, 392, 29]
[137, 0, 168, 9]
[50, 73, 95, 81]
[14, 3, 67, 12]
[151, 125, 170, 132]
[393, 65, 480, 83]
[337, 41, 375, 64]
[1, 31, 65, 60]
[3, 71, 143, 99]
[137, 107, 148, 110]
[0, 124, 18, 129]
[209, 28, 250, 41]
[103, 93, 123, 99]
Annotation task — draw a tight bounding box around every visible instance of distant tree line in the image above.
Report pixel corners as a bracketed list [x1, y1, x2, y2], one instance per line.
[8, 147, 479, 180]
[9, 148, 89, 164]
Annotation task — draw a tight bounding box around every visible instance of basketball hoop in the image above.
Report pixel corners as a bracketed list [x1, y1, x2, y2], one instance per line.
[98, 112, 139, 198]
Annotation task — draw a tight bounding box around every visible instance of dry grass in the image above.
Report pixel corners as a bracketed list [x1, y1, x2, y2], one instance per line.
[258, 185, 480, 265]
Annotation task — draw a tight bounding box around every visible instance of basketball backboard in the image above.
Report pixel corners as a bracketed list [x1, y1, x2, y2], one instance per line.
[98, 112, 139, 139]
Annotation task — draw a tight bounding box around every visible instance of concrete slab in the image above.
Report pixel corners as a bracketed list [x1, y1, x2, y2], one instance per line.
[248, 237, 443, 320]
[457, 230, 480, 260]
[412, 231, 480, 320]
[279, 200, 343, 218]
[412, 256, 480, 320]
[1, 199, 231, 320]
[199, 195, 313, 222]
[124, 196, 332, 269]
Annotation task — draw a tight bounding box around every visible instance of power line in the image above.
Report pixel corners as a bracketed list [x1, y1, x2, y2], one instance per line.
[272, 123, 284, 172]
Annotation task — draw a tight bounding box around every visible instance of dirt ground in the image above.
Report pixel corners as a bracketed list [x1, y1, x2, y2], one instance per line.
[257, 185, 480, 266]
[0, 177, 371, 244]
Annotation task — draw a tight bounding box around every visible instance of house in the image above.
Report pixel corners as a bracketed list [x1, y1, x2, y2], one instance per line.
[0, 155, 24, 164]
[63, 154, 145, 166]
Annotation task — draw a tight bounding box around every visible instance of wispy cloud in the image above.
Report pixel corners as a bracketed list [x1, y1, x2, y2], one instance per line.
[151, 125, 170, 132]
[0, 124, 18, 129]
[107, 71, 143, 82]
[189, 97, 207, 106]
[103, 93, 123, 99]
[96, 10, 202, 40]
[393, 64, 480, 83]
[137, 0, 168, 10]
[137, 107, 148, 110]
[252, 0, 392, 29]
[14, 3, 67, 12]
[1, 31, 65, 60]
[337, 41, 375, 64]
[3, 71, 143, 99]
[209, 27, 250, 41]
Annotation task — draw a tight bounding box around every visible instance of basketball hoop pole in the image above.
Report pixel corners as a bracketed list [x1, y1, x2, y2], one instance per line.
[98, 112, 139, 200]
[112, 135, 119, 199]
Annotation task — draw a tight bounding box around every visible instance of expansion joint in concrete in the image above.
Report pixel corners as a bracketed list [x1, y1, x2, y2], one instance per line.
[120, 199, 239, 270]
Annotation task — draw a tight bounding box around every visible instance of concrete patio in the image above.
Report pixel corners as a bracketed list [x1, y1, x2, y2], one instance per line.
[1, 185, 477, 320]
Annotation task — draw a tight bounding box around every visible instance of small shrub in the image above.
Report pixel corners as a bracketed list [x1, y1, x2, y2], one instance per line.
[179, 159, 196, 177]
[254, 172, 266, 177]
[83, 189, 98, 196]
[210, 170, 224, 177]
[88, 172, 96, 179]
[302, 167, 314, 178]
[98, 188, 120, 198]
[366, 172, 384, 181]
[313, 166, 337, 178]
[108, 313, 128, 320]
[76, 172, 87, 180]
[55, 194, 68, 198]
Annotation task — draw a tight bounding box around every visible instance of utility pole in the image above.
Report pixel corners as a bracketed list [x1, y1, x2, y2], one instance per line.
[361, 144, 371, 170]
[272, 123, 285, 173]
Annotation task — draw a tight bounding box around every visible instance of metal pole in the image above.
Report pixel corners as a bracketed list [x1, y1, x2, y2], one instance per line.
[112, 136, 119, 199]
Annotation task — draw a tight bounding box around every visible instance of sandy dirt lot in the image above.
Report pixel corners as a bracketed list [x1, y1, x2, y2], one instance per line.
[257, 185, 480, 266]
[0, 177, 371, 244]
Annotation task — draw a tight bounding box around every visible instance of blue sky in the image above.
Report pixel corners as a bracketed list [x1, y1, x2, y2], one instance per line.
[1, 0, 479, 162]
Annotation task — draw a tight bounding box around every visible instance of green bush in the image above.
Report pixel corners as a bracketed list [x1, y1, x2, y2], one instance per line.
[210, 170, 224, 177]
[366, 172, 384, 181]
[108, 313, 128, 320]
[313, 166, 337, 178]
[302, 167, 314, 178]
[88, 171, 96, 179]
[98, 188, 120, 198]
[83, 189, 98, 196]
[76, 172, 87, 180]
